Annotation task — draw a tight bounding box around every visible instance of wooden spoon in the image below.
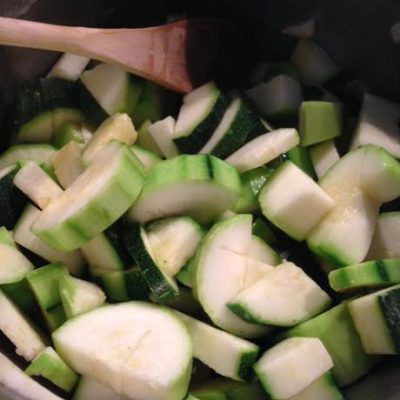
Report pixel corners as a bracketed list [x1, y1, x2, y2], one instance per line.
[0, 17, 247, 93]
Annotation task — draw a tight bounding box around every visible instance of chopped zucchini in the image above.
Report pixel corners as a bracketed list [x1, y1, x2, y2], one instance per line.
[14, 161, 63, 209]
[148, 116, 179, 158]
[59, 274, 106, 319]
[309, 140, 340, 178]
[82, 113, 137, 165]
[25, 346, 79, 392]
[299, 101, 342, 146]
[47, 53, 90, 81]
[173, 82, 228, 153]
[254, 337, 333, 399]
[226, 128, 300, 173]
[53, 302, 192, 400]
[259, 161, 334, 240]
[32, 141, 145, 252]
[0, 290, 47, 361]
[127, 154, 241, 225]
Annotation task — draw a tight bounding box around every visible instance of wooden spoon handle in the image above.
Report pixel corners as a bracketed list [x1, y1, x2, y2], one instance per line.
[0, 16, 97, 55]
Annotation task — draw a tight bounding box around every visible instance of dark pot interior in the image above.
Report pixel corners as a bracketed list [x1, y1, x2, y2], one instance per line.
[1, 0, 400, 398]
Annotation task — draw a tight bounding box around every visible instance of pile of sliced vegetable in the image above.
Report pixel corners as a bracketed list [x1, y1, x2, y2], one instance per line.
[1, 33, 400, 400]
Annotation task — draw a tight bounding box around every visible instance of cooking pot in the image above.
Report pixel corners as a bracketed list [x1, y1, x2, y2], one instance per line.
[1, 0, 400, 398]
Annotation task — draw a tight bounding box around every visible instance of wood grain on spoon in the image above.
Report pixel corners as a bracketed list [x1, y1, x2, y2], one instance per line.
[0, 17, 246, 93]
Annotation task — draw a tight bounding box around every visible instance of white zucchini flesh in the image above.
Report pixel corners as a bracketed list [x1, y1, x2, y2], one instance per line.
[367, 212, 400, 259]
[59, 275, 106, 319]
[291, 39, 339, 86]
[148, 116, 179, 159]
[13, 204, 86, 277]
[0, 290, 46, 362]
[247, 235, 281, 266]
[225, 128, 300, 173]
[73, 376, 126, 400]
[47, 53, 90, 81]
[351, 93, 400, 158]
[32, 141, 145, 252]
[309, 140, 340, 179]
[347, 285, 400, 355]
[245, 74, 302, 118]
[259, 161, 335, 241]
[146, 217, 204, 277]
[80, 64, 131, 115]
[254, 337, 334, 399]
[51, 141, 85, 189]
[175, 311, 259, 381]
[0, 241, 33, 285]
[14, 161, 63, 209]
[0, 352, 63, 400]
[53, 302, 192, 400]
[228, 262, 331, 327]
[194, 215, 270, 338]
[83, 113, 137, 165]
[288, 372, 343, 400]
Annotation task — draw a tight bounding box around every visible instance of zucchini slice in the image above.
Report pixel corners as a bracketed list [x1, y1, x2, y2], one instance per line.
[228, 262, 331, 327]
[348, 284, 400, 354]
[288, 372, 343, 400]
[193, 215, 270, 338]
[81, 221, 132, 274]
[59, 275, 105, 319]
[124, 224, 179, 303]
[254, 337, 333, 399]
[82, 113, 137, 165]
[281, 303, 377, 386]
[175, 311, 259, 381]
[0, 352, 63, 400]
[351, 93, 400, 158]
[291, 39, 339, 86]
[14, 161, 63, 209]
[367, 212, 400, 259]
[53, 302, 192, 400]
[14, 204, 86, 277]
[259, 161, 334, 241]
[0, 290, 47, 362]
[309, 140, 340, 178]
[79, 63, 142, 122]
[173, 82, 228, 153]
[146, 216, 205, 277]
[47, 53, 90, 81]
[148, 116, 179, 159]
[0, 144, 56, 170]
[26, 263, 68, 332]
[225, 128, 300, 173]
[32, 141, 145, 252]
[0, 240, 33, 285]
[127, 154, 241, 225]
[245, 74, 302, 121]
[329, 258, 400, 292]
[308, 145, 400, 267]
[200, 97, 261, 158]
[25, 346, 79, 392]
[299, 101, 342, 146]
